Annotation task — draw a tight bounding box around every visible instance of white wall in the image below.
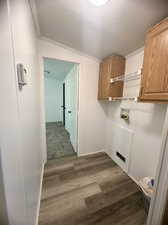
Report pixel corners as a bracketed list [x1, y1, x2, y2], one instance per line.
[39, 38, 108, 159]
[106, 48, 167, 182]
[0, 0, 43, 224]
[0, 150, 8, 225]
[44, 76, 63, 122]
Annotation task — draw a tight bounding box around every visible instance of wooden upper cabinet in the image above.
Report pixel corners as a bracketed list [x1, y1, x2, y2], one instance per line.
[139, 17, 168, 102]
[98, 55, 125, 100]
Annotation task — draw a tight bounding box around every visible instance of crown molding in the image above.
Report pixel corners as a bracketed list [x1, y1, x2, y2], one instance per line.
[28, 0, 41, 36]
[125, 46, 144, 59]
[39, 36, 101, 64]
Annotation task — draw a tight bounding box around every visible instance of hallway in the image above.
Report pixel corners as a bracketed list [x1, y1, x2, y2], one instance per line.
[39, 152, 146, 225]
[46, 122, 76, 160]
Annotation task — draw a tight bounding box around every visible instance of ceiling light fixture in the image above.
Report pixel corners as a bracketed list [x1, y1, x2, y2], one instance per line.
[89, 0, 109, 6]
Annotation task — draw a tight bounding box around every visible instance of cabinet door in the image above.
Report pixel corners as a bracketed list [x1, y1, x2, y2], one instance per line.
[110, 56, 125, 97]
[140, 18, 168, 101]
[98, 59, 111, 100]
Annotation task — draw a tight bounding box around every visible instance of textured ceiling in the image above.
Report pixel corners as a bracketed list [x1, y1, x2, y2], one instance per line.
[35, 0, 168, 59]
[44, 58, 75, 81]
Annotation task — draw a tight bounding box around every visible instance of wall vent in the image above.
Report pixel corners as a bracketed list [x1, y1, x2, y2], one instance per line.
[116, 152, 126, 162]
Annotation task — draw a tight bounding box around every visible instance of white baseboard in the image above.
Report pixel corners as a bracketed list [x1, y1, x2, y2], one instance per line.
[105, 149, 113, 158]
[35, 162, 44, 225]
[128, 174, 139, 186]
[78, 150, 106, 157]
[105, 150, 139, 185]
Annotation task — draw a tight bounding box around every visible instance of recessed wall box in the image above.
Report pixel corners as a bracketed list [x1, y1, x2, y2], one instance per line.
[120, 108, 130, 121]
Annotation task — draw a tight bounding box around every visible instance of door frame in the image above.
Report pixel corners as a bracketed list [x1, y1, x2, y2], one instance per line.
[147, 106, 168, 225]
[40, 56, 79, 163]
[62, 82, 66, 126]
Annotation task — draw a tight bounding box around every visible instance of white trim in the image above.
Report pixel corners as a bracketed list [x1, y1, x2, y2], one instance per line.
[79, 150, 106, 157]
[128, 174, 139, 186]
[75, 65, 80, 154]
[28, 0, 41, 36]
[146, 106, 168, 225]
[35, 163, 44, 225]
[40, 37, 100, 64]
[39, 56, 47, 163]
[105, 149, 115, 161]
[125, 46, 144, 59]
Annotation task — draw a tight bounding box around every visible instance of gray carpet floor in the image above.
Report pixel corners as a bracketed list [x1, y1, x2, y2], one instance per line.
[46, 122, 76, 160]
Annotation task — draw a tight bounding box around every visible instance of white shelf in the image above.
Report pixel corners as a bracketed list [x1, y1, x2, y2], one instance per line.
[108, 97, 138, 102]
[108, 69, 142, 102]
[110, 75, 124, 83]
[110, 69, 142, 84]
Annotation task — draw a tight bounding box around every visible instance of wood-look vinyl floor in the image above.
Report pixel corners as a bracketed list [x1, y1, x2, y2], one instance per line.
[39, 152, 147, 225]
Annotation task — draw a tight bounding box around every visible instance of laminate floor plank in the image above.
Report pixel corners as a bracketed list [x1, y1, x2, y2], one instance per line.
[85, 179, 139, 214]
[39, 152, 147, 225]
[40, 183, 101, 225]
[77, 192, 144, 225]
[42, 166, 123, 200]
[99, 172, 130, 193]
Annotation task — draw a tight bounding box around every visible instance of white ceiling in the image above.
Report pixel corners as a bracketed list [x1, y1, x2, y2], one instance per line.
[44, 58, 75, 81]
[35, 0, 168, 59]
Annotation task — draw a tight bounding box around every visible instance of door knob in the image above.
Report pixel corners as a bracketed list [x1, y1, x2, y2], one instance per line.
[68, 111, 72, 114]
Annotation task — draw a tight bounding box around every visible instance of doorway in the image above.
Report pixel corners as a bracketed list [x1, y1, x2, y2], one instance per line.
[43, 57, 79, 161]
